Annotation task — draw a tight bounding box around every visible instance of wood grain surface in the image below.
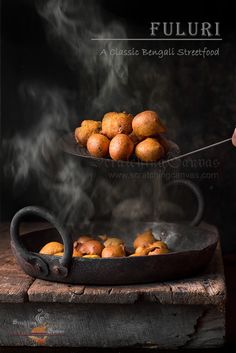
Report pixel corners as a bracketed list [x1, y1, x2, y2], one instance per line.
[0, 222, 226, 348]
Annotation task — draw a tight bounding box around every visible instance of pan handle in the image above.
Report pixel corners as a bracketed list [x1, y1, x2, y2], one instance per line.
[10, 206, 73, 278]
[164, 180, 204, 226]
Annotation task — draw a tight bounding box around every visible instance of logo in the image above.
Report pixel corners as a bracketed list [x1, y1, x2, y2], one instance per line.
[12, 308, 64, 345]
[150, 22, 221, 39]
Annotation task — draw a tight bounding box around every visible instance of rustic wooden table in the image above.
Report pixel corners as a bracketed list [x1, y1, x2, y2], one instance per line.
[0, 223, 226, 349]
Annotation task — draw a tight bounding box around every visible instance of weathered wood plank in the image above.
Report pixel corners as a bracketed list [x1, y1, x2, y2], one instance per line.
[0, 222, 51, 234]
[185, 306, 226, 348]
[27, 243, 226, 305]
[0, 302, 225, 348]
[0, 223, 51, 303]
[0, 268, 34, 303]
[0, 222, 226, 348]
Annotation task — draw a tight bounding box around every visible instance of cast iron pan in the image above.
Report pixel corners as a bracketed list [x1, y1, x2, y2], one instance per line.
[10, 206, 218, 285]
[60, 133, 180, 173]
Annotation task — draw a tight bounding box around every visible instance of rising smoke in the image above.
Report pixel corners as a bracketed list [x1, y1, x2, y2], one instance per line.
[3, 83, 95, 224]
[3, 0, 157, 225]
[36, 0, 132, 115]
[5, 0, 232, 226]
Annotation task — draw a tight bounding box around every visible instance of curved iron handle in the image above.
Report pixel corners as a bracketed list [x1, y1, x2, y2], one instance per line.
[10, 206, 73, 278]
[164, 179, 204, 226]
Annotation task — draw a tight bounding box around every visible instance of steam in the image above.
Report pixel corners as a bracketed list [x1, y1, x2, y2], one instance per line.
[3, 83, 95, 224]
[4, 85, 69, 184]
[2, 0, 181, 225]
[2, 0, 140, 225]
[37, 0, 131, 116]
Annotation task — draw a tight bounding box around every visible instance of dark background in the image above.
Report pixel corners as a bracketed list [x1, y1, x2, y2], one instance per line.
[1, 0, 236, 252]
